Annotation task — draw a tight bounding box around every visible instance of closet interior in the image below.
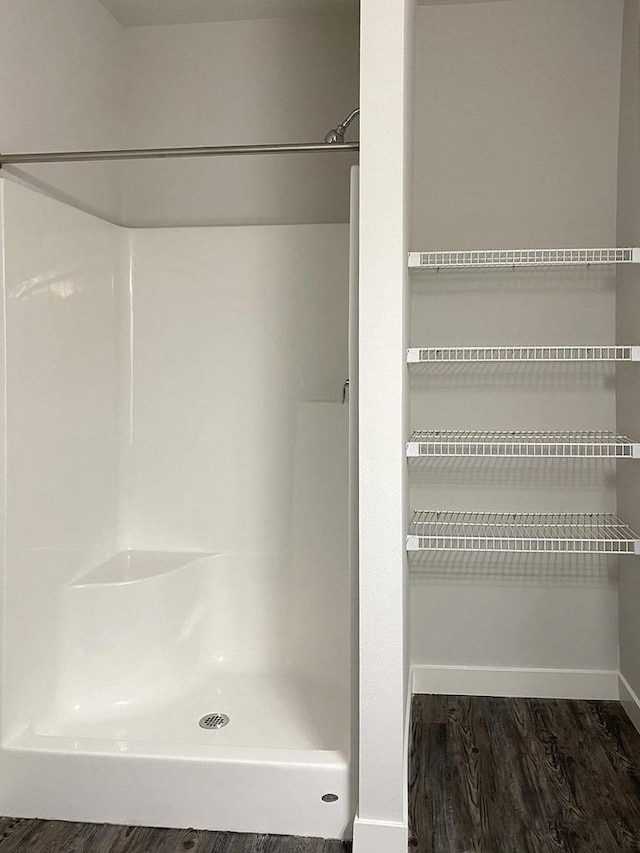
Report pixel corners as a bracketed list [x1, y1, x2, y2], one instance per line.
[408, 0, 640, 733]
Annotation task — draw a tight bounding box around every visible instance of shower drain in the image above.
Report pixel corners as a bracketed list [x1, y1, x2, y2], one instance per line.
[198, 712, 230, 730]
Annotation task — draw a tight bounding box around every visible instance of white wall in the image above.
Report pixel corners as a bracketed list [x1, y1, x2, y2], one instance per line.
[100, 0, 357, 26]
[410, 0, 624, 674]
[121, 15, 359, 227]
[354, 1, 414, 851]
[616, 0, 640, 702]
[0, 178, 123, 737]
[412, 0, 622, 248]
[0, 0, 124, 222]
[0, 4, 359, 229]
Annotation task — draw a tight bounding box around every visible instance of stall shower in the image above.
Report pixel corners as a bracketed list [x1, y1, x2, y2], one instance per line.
[0, 169, 356, 837]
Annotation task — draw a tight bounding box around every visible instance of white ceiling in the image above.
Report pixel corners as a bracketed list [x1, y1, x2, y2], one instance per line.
[98, 0, 358, 26]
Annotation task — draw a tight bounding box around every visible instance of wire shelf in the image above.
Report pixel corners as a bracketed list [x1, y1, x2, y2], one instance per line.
[407, 511, 640, 554]
[407, 430, 640, 459]
[407, 345, 640, 363]
[408, 247, 640, 269]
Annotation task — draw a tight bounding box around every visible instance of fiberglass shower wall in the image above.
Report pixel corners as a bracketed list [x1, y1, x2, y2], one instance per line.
[1, 180, 123, 740]
[123, 224, 350, 691]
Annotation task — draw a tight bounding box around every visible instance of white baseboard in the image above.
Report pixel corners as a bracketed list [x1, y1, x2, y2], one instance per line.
[352, 816, 408, 853]
[412, 664, 619, 700]
[619, 673, 640, 735]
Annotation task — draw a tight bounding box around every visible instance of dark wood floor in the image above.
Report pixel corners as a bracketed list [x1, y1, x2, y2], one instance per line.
[0, 818, 349, 852]
[409, 694, 640, 853]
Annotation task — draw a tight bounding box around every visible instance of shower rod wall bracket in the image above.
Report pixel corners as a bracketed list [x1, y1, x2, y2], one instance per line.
[0, 141, 359, 167]
[324, 108, 360, 144]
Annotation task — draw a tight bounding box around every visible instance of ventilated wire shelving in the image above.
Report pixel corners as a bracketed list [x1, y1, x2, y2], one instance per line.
[407, 345, 640, 363]
[406, 430, 640, 459]
[406, 246, 640, 557]
[408, 247, 640, 269]
[407, 511, 640, 554]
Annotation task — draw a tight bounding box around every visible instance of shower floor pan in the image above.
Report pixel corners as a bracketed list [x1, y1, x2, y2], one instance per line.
[4, 677, 350, 839]
[1, 550, 350, 838]
[30, 672, 347, 751]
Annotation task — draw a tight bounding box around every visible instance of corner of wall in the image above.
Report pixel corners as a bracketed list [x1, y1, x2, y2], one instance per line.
[617, 0, 640, 705]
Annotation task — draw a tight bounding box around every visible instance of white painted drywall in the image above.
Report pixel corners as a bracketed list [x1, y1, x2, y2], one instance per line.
[616, 0, 640, 702]
[0, 0, 124, 221]
[0, 4, 358, 228]
[412, 0, 622, 247]
[410, 0, 624, 673]
[99, 0, 357, 26]
[354, 0, 414, 850]
[120, 16, 359, 226]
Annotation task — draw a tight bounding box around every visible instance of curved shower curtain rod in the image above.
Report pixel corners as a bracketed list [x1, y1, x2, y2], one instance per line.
[0, 140, 359, 167]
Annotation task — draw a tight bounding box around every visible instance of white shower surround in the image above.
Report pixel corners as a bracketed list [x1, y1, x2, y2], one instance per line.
[0, 178, 352, 838]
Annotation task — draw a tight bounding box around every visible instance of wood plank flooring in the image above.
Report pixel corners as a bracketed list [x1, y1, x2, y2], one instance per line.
[0, 818, 349, 852]
[409, 695, 640, 853]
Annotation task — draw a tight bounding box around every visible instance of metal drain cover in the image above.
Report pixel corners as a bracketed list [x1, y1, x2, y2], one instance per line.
[199, 712, 230, 730]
